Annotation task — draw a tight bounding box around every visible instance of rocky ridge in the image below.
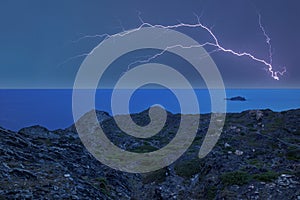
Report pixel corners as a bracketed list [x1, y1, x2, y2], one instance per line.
[0, 108, 299, 199]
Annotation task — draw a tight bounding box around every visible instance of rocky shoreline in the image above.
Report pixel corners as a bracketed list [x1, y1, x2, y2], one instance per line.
[0, 108, 299, 199]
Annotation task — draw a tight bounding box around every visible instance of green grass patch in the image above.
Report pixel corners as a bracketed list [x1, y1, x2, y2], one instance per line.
[221, 170, 279, 186]
[221, 171, 252, 186]
[253, 171, 278, 182]
[206, 185, 217, 200]
[247, 159, 263, 168]
[174, 158, 203, 178]
[286, 148, 300, 161]
[129, 144, 158, 153]
[142, 168, 168, 184]
[93, 177, 109, 195]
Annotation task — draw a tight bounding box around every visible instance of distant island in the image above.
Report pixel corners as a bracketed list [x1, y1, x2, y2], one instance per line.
[225, 96, 246, 101]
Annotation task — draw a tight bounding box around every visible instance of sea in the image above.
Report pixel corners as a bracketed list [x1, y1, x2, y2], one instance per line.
[0, 89, 299, 131]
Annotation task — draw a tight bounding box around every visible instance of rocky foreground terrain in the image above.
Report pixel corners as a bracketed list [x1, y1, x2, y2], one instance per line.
[0, 108, 299, 199]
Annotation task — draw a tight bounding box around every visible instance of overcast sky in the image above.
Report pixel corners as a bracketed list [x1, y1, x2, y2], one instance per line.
[0, 0, 299, 88]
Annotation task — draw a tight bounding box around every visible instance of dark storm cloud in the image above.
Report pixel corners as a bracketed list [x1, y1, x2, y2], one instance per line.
[0, 0, 299, 88]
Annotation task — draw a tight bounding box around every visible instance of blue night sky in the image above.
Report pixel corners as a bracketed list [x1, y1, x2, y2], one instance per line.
[0, 0, 300, 131]
[0, 0, 299, 88]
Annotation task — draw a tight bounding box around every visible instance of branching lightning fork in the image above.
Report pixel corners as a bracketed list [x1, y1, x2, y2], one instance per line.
[62, 14, 286, 80]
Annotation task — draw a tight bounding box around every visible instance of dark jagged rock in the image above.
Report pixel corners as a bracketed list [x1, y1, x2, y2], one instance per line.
[67, 110, 111, 133]
[0, 108, 300, 199]
[226, 96, 247, 101]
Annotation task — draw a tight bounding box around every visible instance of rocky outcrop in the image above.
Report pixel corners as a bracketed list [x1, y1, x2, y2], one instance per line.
[225, 96, 246, 101]
[0, 108, 299, 199]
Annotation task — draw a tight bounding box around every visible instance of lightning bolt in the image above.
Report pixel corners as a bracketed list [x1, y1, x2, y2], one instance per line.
[257, 14, 286, 79]
[61, 13, 286, 80]
[258, 14, 273, 65]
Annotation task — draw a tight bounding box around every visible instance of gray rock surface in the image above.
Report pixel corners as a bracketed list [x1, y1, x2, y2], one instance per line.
[0, 108, 299, 199]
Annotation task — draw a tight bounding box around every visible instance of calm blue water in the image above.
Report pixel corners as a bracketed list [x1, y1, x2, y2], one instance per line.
[0, 89, 299, 131]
